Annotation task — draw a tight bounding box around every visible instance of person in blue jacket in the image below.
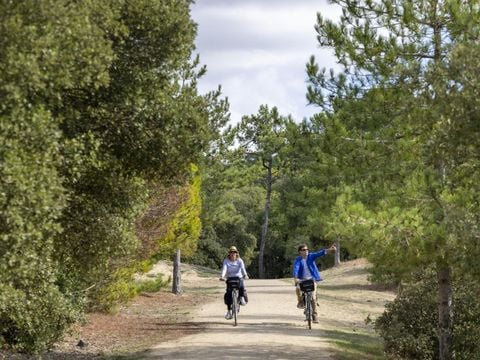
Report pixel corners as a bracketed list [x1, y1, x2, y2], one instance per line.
[292, 243, 336, 323]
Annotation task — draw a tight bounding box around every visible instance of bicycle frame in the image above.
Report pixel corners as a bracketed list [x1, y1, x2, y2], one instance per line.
[299, 279, 315, 329]
[226, 277, 241, 326]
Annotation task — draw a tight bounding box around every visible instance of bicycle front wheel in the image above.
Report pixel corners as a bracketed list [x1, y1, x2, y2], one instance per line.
[305, 292, 312, 329]
[232, 289, 239, 326]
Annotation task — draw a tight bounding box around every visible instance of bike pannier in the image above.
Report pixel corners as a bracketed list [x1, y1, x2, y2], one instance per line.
[299, 279, 315, 292]
[226, 277, 240, 289]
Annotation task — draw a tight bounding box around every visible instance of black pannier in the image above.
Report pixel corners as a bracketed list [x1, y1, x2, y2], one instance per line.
[299, 279, 315, 292]
[226, 277, 240, 290]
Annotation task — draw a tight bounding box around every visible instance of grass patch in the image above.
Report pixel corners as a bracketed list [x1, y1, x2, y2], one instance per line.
[134, 273, 170, 294]
[182, 264, 219, 278]
[185, 286, 219, 294]
[323, 329, 385, 360]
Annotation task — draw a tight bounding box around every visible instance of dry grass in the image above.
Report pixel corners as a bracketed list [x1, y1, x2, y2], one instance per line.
[316, 259, 397, 359]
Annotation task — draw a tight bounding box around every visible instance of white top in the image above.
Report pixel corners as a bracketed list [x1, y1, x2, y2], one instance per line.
[301, 258, 313, 280]
[221, 258, 248, 279]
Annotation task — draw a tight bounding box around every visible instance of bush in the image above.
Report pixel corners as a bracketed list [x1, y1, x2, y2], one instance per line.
[375, 278, 438, 360]
[0, 284, 78, 354]
[89, 264, 170, 312]
[452, 282, 480, 360]
[135, 274, 170, 294]
[375, 276, 480, 359]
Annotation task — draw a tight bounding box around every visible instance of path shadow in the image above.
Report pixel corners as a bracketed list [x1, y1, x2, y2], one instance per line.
[108, 336, 332, 360]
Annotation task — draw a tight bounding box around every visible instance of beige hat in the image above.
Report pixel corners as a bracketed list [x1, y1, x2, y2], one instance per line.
[228, 246, 238, 253]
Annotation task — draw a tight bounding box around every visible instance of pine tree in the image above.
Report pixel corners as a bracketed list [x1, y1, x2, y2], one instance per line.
[232, 105, 292, 278]
[307, 1, 480, 358]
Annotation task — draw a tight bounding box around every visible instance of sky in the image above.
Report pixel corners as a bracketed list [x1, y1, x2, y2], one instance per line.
[190, 0, 342, 125]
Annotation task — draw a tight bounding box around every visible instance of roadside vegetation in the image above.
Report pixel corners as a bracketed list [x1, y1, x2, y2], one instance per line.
[1, 1, 479, 359]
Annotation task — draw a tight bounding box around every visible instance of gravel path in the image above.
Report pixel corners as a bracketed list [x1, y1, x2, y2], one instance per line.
[1, 260, 393, 359]
[136, 278, 334, 360]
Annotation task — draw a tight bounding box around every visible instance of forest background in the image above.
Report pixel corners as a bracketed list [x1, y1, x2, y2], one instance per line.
[1, 1, 479, 359]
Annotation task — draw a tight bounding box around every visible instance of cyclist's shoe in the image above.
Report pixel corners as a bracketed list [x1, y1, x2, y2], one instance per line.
[240, 297, 247, 305]
[225, 311, 232, 320]
[312, 316, 319, 323]
[297, 301, 304, 309]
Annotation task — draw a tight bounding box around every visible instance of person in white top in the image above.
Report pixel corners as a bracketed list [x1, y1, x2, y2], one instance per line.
[219, 245, 249, 320]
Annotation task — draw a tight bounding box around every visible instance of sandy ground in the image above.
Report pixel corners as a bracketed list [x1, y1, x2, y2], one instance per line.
[127, 259, 395, 360]
[134, 278, 334, 360]
[0, 259, 395, 359]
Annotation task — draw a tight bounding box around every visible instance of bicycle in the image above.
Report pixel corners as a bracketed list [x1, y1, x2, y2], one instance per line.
[224, 277, 241, 326]
[299, 278, 316, 329]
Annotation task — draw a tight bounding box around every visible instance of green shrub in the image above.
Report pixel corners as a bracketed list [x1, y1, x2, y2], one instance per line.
[89, 264, 170, 312]
[0, 284, 78, 354]
[375, 276, 480, 360]
[452, 282, 480, 360]
[90, 265, 142, 312]
[375, 278, 438, 360]
[135, 274, 170, 294]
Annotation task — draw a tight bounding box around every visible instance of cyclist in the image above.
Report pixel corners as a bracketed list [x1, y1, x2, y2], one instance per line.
[219, 245, 249, 320]
[292, 244, 336, 323]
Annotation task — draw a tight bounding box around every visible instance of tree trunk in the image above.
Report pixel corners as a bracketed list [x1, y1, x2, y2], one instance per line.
[334, 239, 341, 266]
[172, 248, 181, 294]
[258, 155, 273, 279]
[437, 265, 453, 360]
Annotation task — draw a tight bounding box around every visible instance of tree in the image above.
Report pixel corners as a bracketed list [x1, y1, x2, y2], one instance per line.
[172, 249, 182, 294]
[136, 165, 203, 295]
[0, 0, 118, 350]
[0, 0, 228, 350]
[307, 1, 480, 358]
[52, 0, 228, 306]
[232, 106, 292, 278]
[192, 129, 265, 271]
[272, 117, 349, 269]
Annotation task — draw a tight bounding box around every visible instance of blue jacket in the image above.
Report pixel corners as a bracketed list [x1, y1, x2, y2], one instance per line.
[292, 249, 327, 282]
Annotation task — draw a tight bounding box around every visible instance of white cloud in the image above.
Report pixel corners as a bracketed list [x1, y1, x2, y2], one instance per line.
[191, 0, 342, 124]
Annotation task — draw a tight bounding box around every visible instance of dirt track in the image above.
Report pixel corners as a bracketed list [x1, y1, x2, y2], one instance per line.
[134, 278, 334, 359]
[126, 258, 396, 360]
[26, 259, 393, 359]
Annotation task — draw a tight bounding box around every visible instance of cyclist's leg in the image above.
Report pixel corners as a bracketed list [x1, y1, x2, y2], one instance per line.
[224, 289, 233, 310]
[239, 279, 248, 304]
[311, 283, 318, 321]
[296, 286, 304, 308]
[224, 288, 233, 319]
